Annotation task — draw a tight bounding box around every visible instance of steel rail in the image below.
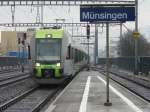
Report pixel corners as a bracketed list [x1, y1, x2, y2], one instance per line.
[0, 72, 30, 82]
[0, 69, 20, 74]
[0, 86, 37, 111]
[92, 66, 150, 102]
[1, 79, 71, 112]
[31, 65, 86, 112]
[0, 73, 31, 87]
[93, 66, 150, 89]
[1, 64, 85, 112]
[31, 88, 61, 112]
[107, 72, 150, 103]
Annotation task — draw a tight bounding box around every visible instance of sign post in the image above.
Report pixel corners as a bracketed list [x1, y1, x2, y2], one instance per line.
[80, 4, 135, 106]
[87, 24, 90, 70]
[95, 24, 98, 65]
[133, 32, 140, 39]
[104, 23, 112, 106]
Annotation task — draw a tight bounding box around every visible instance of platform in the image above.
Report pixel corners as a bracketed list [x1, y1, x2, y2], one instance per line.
[45, 70, 150, 112]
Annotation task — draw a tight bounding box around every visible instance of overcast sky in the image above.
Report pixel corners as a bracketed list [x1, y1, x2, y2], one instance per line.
[0, 0, 149, 27]
[0, 0, 150, 50]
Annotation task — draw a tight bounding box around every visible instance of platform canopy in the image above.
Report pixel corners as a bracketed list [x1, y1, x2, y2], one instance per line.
[0, 0, 135, 6]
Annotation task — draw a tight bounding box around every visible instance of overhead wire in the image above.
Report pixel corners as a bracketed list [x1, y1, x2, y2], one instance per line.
[36, 5, 40, 23]
[48, 6, 61, 19]
[30, 5, 35, 13]
[11, 5, 16, 31]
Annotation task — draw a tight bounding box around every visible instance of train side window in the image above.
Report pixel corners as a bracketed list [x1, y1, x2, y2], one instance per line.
[66, 44, 71, 59]
[71, 48, 73, 59]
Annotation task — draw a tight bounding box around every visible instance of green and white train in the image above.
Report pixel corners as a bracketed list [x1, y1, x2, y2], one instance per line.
[30, 27, 88, 84]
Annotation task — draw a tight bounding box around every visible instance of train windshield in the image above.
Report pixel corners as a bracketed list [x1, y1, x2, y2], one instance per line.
[36, 38, 61, 61]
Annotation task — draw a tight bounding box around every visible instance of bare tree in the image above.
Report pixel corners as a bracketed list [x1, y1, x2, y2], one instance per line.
[118, 31, 150, 56]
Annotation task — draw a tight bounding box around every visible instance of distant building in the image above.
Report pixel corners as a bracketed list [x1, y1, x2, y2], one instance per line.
[0, 31, 18, 55]
[26, 28, 35, 44]
[0, 31, 29, 56]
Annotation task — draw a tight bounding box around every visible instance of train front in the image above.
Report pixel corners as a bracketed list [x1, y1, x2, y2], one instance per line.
[33, 29, 64, 84]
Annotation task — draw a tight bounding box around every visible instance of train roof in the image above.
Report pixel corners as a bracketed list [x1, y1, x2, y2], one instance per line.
[35, 28, 64, 39]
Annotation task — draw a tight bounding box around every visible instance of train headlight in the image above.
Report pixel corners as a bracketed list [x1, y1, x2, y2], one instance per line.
[56, 63, 60, 67]
[36, 63, 40, 67]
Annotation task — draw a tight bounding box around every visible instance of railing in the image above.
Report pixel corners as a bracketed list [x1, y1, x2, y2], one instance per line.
[98, 57, 150, 75]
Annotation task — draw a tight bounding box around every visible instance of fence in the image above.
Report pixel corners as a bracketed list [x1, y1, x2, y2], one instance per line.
[98, 57, 150, 75]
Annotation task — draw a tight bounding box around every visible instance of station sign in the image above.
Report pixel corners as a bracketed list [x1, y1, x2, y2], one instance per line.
[133, 32, 140, 39]
[80, 5, 135, 22]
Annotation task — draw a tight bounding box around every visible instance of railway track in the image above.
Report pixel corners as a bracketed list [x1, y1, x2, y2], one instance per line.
[0, 71, 35, 106]
[0, 65, 30, 75]
[0, 69, 18, 74]
[92, 66, 150, 102]
[0, 72, 31, 87]
[0, 86, 37, 111]
[0, 67, 25, 74]
[0, 65, 84, 112]
[0, 85, 67, 112]
[0, 70, 30, 80]
[0, 77, 71, 112]
[93, 66, 150, 89]
[0, 78, 37, 108]
[1, 87, 58, 112]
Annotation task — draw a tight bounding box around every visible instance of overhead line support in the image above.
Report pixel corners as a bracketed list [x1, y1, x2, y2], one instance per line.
[0, 1, 135, 6]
